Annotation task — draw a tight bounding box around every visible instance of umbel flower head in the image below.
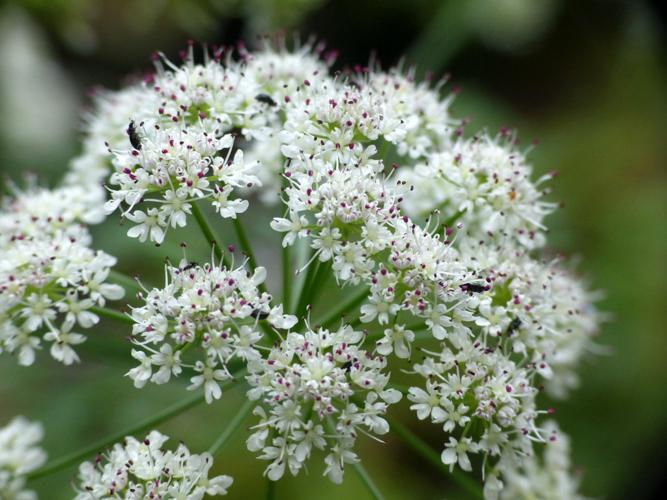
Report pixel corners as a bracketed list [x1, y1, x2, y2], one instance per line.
[4, 38, 603, 498]
[0, 183, 123, 366]
[399, 132, 559, 248]
[484, 421, 582, 500]
[0, 416, 46, 500]
[246, 324, 402, 483]
[74, 430, 233, 499]
[127, 258, 296, 403]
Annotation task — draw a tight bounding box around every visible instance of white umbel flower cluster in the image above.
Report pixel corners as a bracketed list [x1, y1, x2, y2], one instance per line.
[74, 430, 233, 499]
[246, 324, 402, 483]
[399, 132, 558, 248]
[483, 421, 582, 500]
[66, 41, 601, 497]
[72, 43, 335, 245]
[72, 43, 332, 212]
[257, 48, 597, 489]
[0, 184, 123, 366]
[127, 259, 296, 403]
[0, 417, 46, 500]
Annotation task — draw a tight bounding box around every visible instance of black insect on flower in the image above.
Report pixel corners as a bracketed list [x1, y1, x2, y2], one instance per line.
[255, 93, 277, 107]
[250, 309, 270, 320]
[127, 120, 142, 150]
[181, 261, 199, 271]
[459, 283, 488, 294]
[506, 317, 522, 336]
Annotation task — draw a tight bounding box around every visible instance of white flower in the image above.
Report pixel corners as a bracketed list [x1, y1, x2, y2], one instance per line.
[73, 431, 233, 499]
[267, 304, 298, 329]
[1, 185, 121, 367]
[360, 295, 399, 325]
[212, 185, 249, 218]
[311, 227, 342, 261]
[127, 349, 152, 388]
[246, 324, 401, 483]
[323, 444, 359, 484]
[488, 421, 583, 500]
[441, 436, 478, 472]
[425, 303, 454, 340]
[150, 343, 182, 384]
[52, 41, 599, 499]
[399, 133, 558, 248]
[44, 325, 86, 365]
[408, 383, 445, 421]
[270, 212, 309, 247]
[376, 324, 414, 358]
[188, 359, 230, 404]
[437, 400, 471, 432]
[0, 417, 46, 500]
[162, 188, 192, 228]
[127, 260, 293, 400]
[125, 208, 166, 244]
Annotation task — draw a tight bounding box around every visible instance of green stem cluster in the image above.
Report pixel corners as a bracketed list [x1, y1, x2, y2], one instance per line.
[294, 260, 331, 320]
[107, 269, 143, 294]
[232, 217, 267, 295]
[389, 419, 483, 499]
[315, 285, 370, 329]
[89, 305, 133, 325]
[208, 398, 254, 456]
[191, 202, 231, 268]
[352, 462, 386, 500]
[30, 394, 200, 481]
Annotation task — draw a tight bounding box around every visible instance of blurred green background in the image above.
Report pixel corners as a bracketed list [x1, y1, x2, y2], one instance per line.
[1, 0, 666, 498]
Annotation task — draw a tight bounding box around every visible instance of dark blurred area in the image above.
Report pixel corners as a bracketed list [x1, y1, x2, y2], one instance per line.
[1, 0, 665, 498]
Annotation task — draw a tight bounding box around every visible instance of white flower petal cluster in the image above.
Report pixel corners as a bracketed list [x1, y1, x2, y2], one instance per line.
[0, 417, 46, 500]
[459, 245, 602, 398]
[128, 260, 296, 403]
[248, 47, 597, 494]
[0, 185, 123, 366]
[67, 42, 601, 497]
[399, 133, 558, 248]
[66, 85, 152, 190]
[73, 43, 333, 243]
[405, 244, 600, 481]
[74, 430, 233, 499]
[241, 42, 333, 204]
[246, 324, 402, 483]
[484, 421, 582, 500]
[360, 67, 456, 158]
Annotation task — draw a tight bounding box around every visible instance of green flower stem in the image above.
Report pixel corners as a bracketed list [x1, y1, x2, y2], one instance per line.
[348, 316, 362, 329]
[295, 260, 330, 319]
[389, 419, 483, 499]
[108, 269, 143, 294]
[315, 285, 369, 329]
[257, 319, 280, 342]
[325, 413, 386, 500]
[191, 202, 231, 268]
[266, 478, 276, 500]
[292, 258, 319, 317]
[27, 376, 241, 482]
[232, 217, 266, 295]
[352, 462, 386, 500]
[208, 397, 254, 456]
[89, 306, 134, 325]
[282, 244, 291, 313]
